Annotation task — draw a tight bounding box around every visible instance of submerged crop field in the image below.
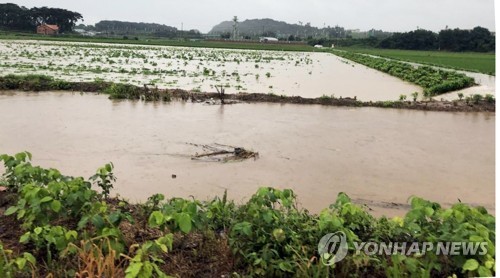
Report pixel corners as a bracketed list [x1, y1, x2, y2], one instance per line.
[0, 40, 433, 101]
[0, 40, 495, 102]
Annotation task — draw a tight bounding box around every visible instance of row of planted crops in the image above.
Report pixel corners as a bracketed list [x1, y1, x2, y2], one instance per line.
[332, 51, 475, 96]
[0, 152, 495, 277]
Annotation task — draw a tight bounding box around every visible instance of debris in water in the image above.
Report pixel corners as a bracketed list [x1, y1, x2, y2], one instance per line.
[188, 143, 259, 162]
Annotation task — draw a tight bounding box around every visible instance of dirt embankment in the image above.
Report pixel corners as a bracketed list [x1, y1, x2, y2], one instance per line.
[170, 89, 496, 112]
[1, 77, 495, 112]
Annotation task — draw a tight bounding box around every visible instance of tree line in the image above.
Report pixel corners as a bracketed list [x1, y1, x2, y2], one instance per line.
[93, 20, 202, 39]
[0, 3, 82, 33]
[309, 26, 494, 52]
[378, 27, 495, 52]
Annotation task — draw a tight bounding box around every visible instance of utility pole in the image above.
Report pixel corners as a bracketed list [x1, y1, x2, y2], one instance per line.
[232, 16, 239, 40]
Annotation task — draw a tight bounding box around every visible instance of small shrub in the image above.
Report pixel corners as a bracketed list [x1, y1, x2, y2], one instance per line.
[104, 84, 141, 100]
[472, 94, 484, 104]
[484, 94, 495, 103]
[411, 92, 419, 102]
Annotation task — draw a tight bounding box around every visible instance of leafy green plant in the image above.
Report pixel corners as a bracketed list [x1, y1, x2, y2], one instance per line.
[123, 234, 173, 278]
[411, 92, 419, 102]
[2, 153, 97, 228]
[484, 94, 495, 103]
[0, 243, 36, 278]
[457, 92, 464, 100]
[148, 198, 206, 234]
[104, 84, 142, 100]
[472, 94, 484, 104]
[143, 193, 165, 217]
[90, 163, 116, 199]
[20, 225, 78, 263]
[229, 187, 317, 276]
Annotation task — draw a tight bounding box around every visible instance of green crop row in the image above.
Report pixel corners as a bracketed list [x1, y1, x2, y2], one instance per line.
[0, 74, 172, 101]
[333, 51, 475, 96]
[0, 152, 494, 277]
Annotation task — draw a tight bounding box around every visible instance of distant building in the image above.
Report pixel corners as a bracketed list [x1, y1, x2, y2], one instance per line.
[37, 24, 59, 35]
[259, 37, 279, 43]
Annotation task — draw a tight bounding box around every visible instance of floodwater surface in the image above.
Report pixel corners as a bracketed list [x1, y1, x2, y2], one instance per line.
[0, 92, 495, 216]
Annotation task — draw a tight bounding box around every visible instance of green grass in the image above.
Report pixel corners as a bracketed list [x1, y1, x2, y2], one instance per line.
[339, 47, 495, 75]
[0, 31, 318, 52]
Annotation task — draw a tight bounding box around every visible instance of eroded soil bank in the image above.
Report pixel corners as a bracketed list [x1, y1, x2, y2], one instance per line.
[0, 77, 495, 112]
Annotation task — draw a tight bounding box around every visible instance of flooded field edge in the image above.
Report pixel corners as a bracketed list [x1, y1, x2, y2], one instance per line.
[0, 76, 495, 112]
[0, 91, 495, 217]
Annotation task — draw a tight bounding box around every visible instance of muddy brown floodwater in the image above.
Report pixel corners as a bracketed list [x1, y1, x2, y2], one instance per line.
[0, 91, 495, 216]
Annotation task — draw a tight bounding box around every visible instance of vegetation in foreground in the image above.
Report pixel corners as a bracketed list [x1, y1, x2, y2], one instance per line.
[338, 48, 495, 75]
[332, 51, 476, 95]
[0, 152, 496, 277]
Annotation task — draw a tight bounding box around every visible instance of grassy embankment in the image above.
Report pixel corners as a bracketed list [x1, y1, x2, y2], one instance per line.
[338, 47, 495, 75]
[0, 152, 495, 277]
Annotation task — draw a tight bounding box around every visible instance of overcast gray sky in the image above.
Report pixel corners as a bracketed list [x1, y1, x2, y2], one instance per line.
[11, 0, 496, 33]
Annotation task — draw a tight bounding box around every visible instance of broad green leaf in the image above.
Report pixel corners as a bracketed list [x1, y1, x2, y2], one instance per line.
[65, 230, 78, 240]
[34, 227, 42, 235]
[51, 200, 62, 213]
[19, 232, 31, 243]
[40, 196, 53, 203]
[91, 215, 105, 230]
[485, 260, 494, 269]
[462, 259, 479, 272]
[177, 213, 192, 233]
[424, 207, 434, 217]
[469, 235, 483, 242]
[278, 262, 293, 272]
[478, 266, 492, 277]
[148, 211, 164, 227]
[454, 210, 465, 223]
[23, 253, 36, 265]
[125, 262, 143, 278]
[262, 211, 273, 223]
[4, 206, 18, 216]
[15, 258, 27, 270]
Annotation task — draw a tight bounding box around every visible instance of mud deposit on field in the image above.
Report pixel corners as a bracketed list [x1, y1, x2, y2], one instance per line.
[0, 91, 495, 216]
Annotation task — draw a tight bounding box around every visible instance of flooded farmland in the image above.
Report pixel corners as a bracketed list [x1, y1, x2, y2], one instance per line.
[0, 91, 494, 216]
[0, 40, 425, 101]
